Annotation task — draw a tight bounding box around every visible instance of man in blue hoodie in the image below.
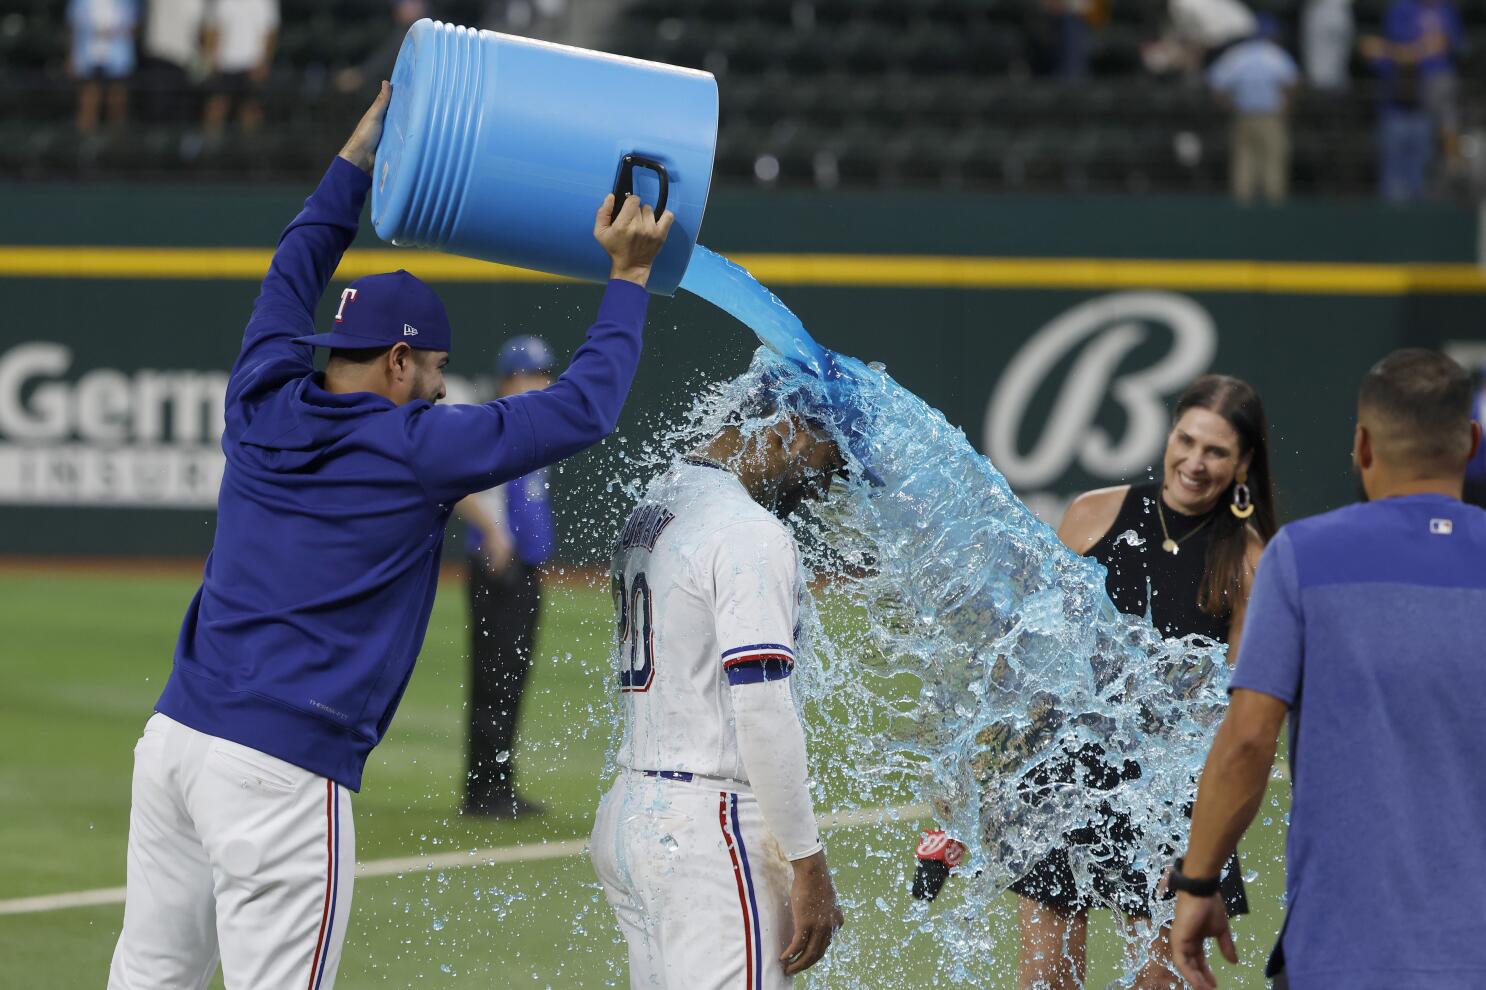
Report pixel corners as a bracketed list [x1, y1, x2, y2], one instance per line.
[107, 82, 674, 990]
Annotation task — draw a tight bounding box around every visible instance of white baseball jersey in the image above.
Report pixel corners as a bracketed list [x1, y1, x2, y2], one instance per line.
[611, 458, 802, 781]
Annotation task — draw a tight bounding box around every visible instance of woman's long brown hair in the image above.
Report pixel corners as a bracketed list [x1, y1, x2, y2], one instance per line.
[1171, 375, 1278, 617]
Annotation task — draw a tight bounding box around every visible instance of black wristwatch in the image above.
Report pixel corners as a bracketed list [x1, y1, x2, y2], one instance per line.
[1167, 857, 1221, 897]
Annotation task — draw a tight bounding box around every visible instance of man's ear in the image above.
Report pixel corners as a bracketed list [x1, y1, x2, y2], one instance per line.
[1354, 422, 1372, 470]
[386, 342, 413, 380]
[1468, 421, 1482, 465]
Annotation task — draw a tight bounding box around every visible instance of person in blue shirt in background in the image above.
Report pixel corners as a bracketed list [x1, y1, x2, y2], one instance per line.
[108, 83, 674, 990]
[1361, 0, 1465, 201]
[1169, 349, 1486, 990]
[67, 0, 138, 135]
[456, 335, 560, 819]
[1207, 17, 1301, 205]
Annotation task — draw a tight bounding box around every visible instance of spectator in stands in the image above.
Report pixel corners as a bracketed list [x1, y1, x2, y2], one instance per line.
[1038, 0, 1110, 79]
[1301, 0, 1353, 92]
[1208, 19, 1300, 204]
[202, 0, 279, 137]
[1362, 0, 1464, 202]
[139, 0, 206, 123]
[67, 0, 139, 136]
[1146, 0, 1256, 76]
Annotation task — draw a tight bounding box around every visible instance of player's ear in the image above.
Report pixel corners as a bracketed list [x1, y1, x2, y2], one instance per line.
[387, 342, 413, 380]
[1353, 422, 1371, 470]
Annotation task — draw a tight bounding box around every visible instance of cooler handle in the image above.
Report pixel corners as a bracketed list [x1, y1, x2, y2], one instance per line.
[611, 154, 669, 221]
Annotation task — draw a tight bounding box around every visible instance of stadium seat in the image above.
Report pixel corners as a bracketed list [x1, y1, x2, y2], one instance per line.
[1, 0, 1469, 193]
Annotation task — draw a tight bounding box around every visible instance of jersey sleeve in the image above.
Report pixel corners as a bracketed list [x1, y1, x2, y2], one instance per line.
[1228, 528, 1305, 706]
[708, 520, 801, 686]
[225, 157, 369, 438]
[405, 279, 648, 505]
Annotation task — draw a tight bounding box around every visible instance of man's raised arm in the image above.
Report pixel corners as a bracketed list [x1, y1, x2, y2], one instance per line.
[228, 84, 390, 405]
[408, 192, 675, 504]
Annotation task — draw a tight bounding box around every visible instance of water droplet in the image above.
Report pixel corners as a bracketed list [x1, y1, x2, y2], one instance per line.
[659, 833, 679, 853]
[431, 916, 446, 931]
[495, 750, 511, 763]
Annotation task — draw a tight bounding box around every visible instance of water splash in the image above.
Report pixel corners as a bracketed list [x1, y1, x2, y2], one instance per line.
[675, 245, 1232, 983]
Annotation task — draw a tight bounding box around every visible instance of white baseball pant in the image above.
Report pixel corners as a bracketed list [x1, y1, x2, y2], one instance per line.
[591, 770, 795, 990]
[108, 713, 355, 990]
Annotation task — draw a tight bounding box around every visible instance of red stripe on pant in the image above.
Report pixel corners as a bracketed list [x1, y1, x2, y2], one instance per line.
[720, 792, 755, 990]
[305, 780, 335, 990]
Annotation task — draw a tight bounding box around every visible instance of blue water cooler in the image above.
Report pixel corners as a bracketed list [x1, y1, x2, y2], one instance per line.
[371, 19, 718, 296]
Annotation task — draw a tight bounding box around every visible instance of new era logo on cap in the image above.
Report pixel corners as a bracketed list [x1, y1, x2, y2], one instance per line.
[294, 270, 452, 353]
[1430, 518, 1454, 535]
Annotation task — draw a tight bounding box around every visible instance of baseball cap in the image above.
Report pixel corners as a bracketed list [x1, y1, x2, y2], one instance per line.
[497, 335, 556, 378]
[295, 270, 452, 352]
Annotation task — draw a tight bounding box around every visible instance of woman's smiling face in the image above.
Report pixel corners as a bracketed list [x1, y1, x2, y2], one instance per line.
[1162, 406, 1250, 515]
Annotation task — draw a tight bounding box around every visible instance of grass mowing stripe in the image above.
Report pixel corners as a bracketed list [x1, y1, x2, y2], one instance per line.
[0, 803, 928, 917]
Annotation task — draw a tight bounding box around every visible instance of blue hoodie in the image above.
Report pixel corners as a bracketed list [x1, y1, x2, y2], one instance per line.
[156, 158, 649, 790]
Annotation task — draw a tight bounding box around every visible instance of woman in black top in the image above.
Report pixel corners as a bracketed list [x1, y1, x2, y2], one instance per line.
[1013, 374, 1277, 990]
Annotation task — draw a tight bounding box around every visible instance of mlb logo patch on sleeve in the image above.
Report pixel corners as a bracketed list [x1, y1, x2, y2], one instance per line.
[1429, 518, 1454, 535]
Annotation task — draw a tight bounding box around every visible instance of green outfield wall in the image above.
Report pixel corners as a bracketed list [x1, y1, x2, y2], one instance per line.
[2, 181, 1483, 560]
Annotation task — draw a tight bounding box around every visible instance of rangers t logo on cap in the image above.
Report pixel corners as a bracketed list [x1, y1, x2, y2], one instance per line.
[295, 270, 452, 353]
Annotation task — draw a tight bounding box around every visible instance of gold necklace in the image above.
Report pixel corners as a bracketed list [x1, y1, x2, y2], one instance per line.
[1155, 496, 1213, 555]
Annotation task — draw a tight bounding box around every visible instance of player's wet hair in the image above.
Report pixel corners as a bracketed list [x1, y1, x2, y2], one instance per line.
[722, 375, 831, 439]
[1172, 374, 1277, 618]
[1358, 348, 1474, 473]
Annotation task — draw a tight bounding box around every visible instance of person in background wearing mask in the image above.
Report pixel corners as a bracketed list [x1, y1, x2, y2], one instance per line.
[457, 336, 559, 820]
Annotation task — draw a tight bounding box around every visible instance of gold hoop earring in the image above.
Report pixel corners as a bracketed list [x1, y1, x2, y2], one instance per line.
[1230, 467, 1255, 520]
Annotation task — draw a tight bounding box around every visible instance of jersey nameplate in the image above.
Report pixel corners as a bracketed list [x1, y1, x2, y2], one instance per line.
[617, 503, 676, 553]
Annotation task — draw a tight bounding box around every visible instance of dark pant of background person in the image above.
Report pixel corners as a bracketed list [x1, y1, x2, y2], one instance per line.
[464, 558, 542, 814]
[137, 56, 192, 123]
[1379, 107, 1434, 203]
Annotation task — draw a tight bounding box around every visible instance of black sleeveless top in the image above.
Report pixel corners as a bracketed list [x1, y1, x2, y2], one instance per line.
[1086, 481, 1229, 643]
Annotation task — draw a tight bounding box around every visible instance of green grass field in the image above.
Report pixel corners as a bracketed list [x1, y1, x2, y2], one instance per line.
[0, 570, 1289, 988]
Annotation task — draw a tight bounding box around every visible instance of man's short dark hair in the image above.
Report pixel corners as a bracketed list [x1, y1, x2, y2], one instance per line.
[326, 345, 392, 365]
[1358, 348, 1473, 472]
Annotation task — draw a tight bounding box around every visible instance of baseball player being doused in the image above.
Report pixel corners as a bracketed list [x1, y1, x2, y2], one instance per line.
[107, 83, 674, 990]
[592, 382, 848, 990]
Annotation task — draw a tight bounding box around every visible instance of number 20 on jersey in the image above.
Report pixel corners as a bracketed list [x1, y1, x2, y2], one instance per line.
[615, 572, 655, 692]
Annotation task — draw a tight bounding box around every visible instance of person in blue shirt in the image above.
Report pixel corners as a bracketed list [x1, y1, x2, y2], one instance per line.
[67, 0, 138, 135]
[1169, 349, 1486, 990]
[1207, 19, 1301, 204]
[1362, 0, 1465, 201]
[455, 335, 560, 819]
[108, 83, 674, 990]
